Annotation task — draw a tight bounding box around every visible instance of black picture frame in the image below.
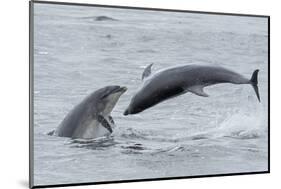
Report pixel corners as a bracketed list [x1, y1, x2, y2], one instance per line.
[29, 1, 270, 188]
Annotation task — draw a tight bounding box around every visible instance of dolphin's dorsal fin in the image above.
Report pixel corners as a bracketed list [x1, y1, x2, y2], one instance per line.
[187, 86, 209, 97]
[97, 115, 113, 133]
[142, 63, 153, 80]
[47, 130, 55, 136]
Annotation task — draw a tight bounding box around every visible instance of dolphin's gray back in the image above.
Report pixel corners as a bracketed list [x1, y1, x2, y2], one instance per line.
[181, 65, 249, 85]
[147, 65, 249, 89]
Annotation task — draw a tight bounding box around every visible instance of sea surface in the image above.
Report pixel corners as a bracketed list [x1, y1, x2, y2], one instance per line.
[33, 3, 268, 186]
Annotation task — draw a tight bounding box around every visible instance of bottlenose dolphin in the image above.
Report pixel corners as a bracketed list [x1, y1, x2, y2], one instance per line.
[50, 86, 127, 139]
[124, 64, 260, 115]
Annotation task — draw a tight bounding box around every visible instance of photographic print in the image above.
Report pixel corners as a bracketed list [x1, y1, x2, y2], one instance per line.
[30, 1, 269, 188]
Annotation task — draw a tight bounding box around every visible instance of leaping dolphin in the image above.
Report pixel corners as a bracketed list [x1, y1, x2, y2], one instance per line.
[49, 86, 127, 139]
[124, 64, 260, 115]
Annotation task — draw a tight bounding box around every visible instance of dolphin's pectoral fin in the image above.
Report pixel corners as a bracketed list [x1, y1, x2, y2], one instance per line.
[108, 115, 115, 124]
[187, 86, 209, 97]
[97, 115, 113, 133]
[142, 63, 153, 80]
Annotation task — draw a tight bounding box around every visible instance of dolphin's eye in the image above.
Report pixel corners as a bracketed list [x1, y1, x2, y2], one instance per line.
[100, 91, 111, 99]
[101, 94, 108, 99]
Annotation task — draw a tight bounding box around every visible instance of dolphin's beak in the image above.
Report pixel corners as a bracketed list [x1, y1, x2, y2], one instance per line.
[123, 109, 129, 116]
[119, 86, 127, 93]
[113, 86, 127, 93]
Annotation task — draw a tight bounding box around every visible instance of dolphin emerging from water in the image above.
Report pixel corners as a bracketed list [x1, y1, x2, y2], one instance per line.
[50, 86, 127, 139]
[124, 64, 260, 115]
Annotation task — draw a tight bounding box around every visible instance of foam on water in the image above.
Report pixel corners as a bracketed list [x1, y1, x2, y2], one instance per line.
[216, 88, 266, 139]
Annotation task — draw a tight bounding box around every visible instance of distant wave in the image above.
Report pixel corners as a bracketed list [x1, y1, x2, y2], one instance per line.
[95, 16, 118, 21]
[80, 15, 118, 21]
[136, 49, 157, 53]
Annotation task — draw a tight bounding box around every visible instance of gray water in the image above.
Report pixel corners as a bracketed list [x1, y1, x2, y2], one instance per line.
[33, 4, 268, 186]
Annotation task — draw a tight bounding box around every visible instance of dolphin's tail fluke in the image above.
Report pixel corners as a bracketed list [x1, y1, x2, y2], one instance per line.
[250, 69, 260, 102]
